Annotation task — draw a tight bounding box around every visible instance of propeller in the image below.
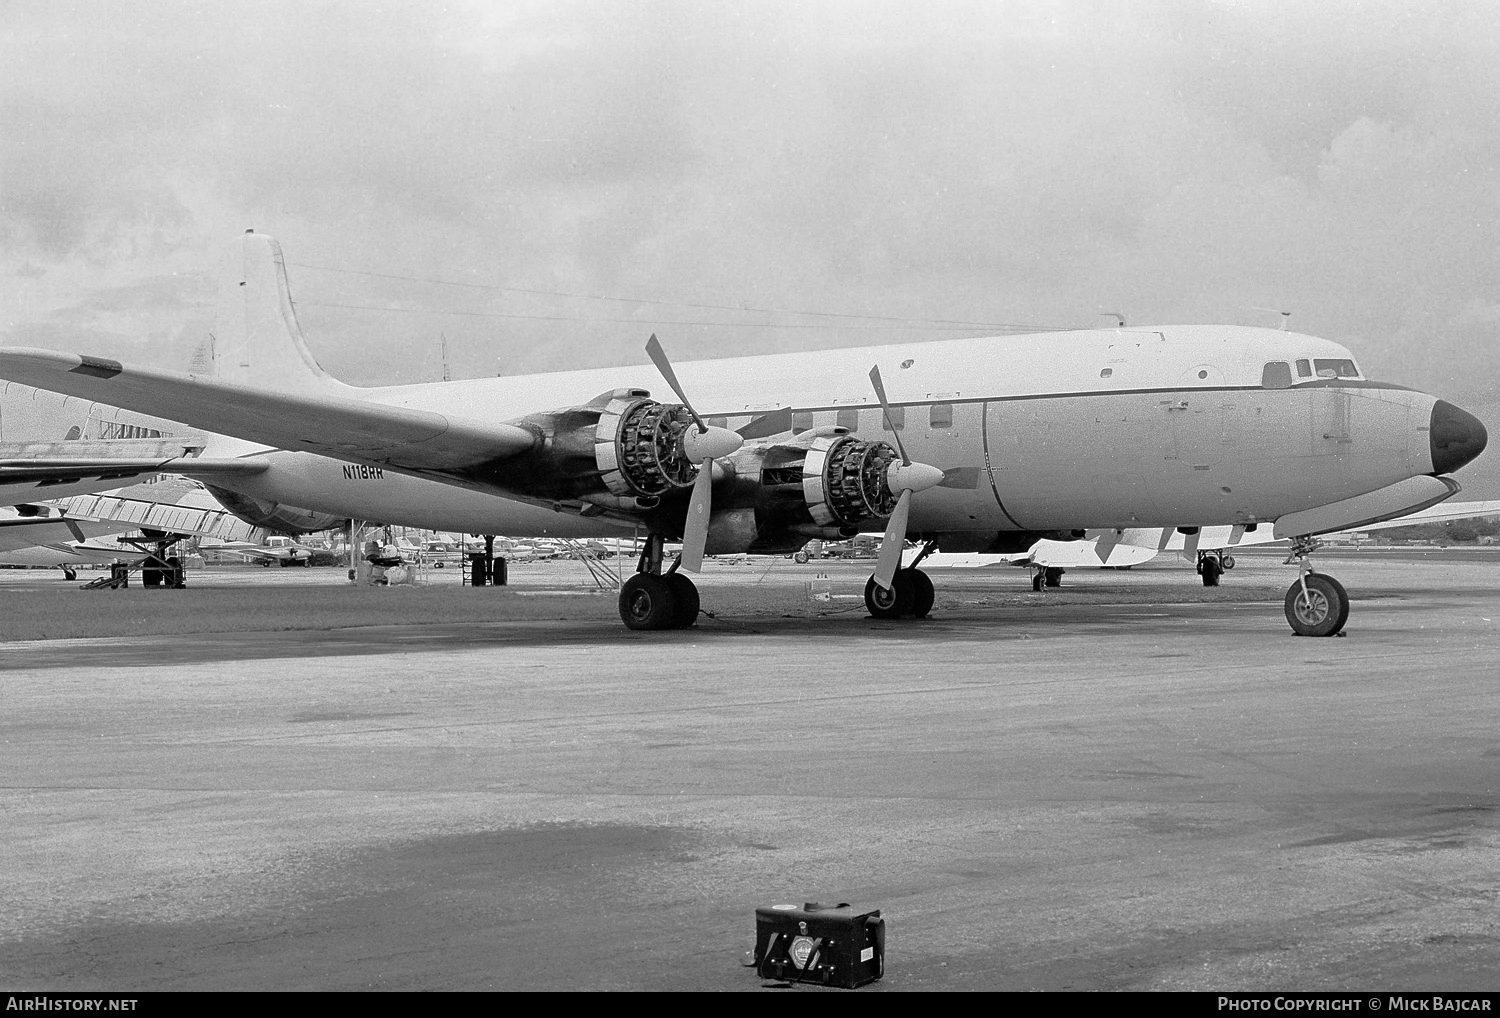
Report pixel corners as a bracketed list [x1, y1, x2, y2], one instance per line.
[869, 365, 944, 590]
[645, 335, 744, 572]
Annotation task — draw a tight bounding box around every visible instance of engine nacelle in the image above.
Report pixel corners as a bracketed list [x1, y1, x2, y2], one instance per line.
[204, 484, 347, 536]
[710, 431, 902, 553]
[473, 388, 712, 507]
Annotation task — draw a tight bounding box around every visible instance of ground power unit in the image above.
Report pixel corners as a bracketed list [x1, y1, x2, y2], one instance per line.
[754, 903, 884, 988]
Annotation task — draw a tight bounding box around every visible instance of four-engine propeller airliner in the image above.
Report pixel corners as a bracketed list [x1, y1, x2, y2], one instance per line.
[0, 231, 1488, 635]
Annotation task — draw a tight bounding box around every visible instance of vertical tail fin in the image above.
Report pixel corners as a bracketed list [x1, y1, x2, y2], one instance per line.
[215, 231, 350, 395]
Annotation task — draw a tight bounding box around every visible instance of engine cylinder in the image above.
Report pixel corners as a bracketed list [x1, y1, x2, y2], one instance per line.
[748, 433, 900, 547]
[480, 388, 707, 505]
[801, 434, 899, 526]
[594, 395, 701, 497]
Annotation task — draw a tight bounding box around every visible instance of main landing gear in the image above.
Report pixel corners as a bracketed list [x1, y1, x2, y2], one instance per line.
[1283, 538, 1349, 637]
[1195, 549, 1235, 587]
[619, 534, 700, 631]
[864, 541, 936, 619]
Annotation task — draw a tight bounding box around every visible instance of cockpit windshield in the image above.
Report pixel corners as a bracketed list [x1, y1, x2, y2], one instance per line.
[1312, 358, 1359, 379]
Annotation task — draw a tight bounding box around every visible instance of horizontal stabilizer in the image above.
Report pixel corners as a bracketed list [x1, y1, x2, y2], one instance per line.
[0, 347, 536, 472]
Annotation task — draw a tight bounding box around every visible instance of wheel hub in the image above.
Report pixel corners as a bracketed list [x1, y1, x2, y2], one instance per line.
[1294, 590, 1329, 625]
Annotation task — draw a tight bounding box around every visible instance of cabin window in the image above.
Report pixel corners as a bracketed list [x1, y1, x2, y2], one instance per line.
[1099, 368, 1113, 378]
[881, 406, 905, 431]
[1313, 358, 1359, 379]
[707, 417, 727, 429]
[791, 412, 813, 434]
[1261, 361, 1293, 389]
[929, 403, 953, 429]
[1295, 359, 1312, 378]
[836, 408, 859, 432]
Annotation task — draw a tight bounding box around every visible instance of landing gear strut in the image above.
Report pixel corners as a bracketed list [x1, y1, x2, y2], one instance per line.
[864, 541, 936, 619]
[619, 534, 700, 631]
[1283, 537, 1349, 637]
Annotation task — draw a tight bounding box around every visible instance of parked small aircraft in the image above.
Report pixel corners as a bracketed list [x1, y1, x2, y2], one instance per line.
[0, 478, 266, 582]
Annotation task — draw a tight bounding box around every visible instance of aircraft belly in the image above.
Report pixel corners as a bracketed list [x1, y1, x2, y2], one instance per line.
[221, 452, 636, 538]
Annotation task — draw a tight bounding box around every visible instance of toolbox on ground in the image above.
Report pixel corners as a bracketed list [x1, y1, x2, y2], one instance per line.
[754, 902, 884, 988]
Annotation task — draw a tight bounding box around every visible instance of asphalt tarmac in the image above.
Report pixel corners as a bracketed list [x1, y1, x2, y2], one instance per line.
[1, 554, 1498, 991]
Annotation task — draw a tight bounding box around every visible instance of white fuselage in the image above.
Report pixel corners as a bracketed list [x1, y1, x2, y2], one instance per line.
[4, 326, 1446, 541]
[210, 326, 1441, 538]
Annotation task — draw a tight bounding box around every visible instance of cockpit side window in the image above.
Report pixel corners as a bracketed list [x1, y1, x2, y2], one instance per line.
[1261, 361, 1293, 389]
[1295, 359, 1312, 378]
[1313, 358, 1359, 378]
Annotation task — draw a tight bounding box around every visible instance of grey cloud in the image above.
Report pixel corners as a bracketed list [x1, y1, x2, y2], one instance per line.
[5, 0, 1500, 491]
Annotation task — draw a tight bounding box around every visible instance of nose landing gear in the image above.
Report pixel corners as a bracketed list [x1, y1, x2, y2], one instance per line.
[619, 534, 701, 631]
[1283, 538, 1349, 637]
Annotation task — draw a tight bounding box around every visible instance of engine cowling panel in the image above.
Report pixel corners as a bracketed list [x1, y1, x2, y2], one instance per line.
[471, 388, 709, 507]
[710, 431, 902, 553]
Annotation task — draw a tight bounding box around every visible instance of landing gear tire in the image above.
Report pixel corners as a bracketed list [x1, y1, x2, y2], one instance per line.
[1221, 555, 1235, 570]
[620, 573, 678, 631]
[1284, 574, 1350, 637]
[142, 562, 162, 587]
[1031, 572, 1044, 592]
[907, 568, 935, 618]
[1044, 567, 1064, 588]
[62, 568, 77, 582]
[865, 573, 915, 619]
[664, 573, 700, 628]
[1200, 556, 1221, 587]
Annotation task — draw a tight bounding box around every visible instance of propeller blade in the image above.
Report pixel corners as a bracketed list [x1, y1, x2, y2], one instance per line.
[737, 406, 794, 440]
[646, 334, 706, 433]
[679, 457, 713, 573]
[868, 365, 910, 465]
[873, 488, 912, 590]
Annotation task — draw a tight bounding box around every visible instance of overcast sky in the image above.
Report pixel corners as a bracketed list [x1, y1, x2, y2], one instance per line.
[4, 0, 1500, 492]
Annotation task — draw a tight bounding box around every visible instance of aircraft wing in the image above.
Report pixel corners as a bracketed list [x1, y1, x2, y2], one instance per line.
[0, 348, 535, 471]
[0, 438, 269, 504]
[0, 515, 94, 553]
[1348, 499, 1500, 532]
[1129, 497, 1500, 557]
[50, 489, 265, 544]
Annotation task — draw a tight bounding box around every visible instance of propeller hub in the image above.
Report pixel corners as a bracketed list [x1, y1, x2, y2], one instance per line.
[887, 461, 944, 494]
[682, 425, 743, 462]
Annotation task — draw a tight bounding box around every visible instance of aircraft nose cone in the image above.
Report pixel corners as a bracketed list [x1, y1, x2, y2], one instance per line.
[1430, 400, 1488, 474]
